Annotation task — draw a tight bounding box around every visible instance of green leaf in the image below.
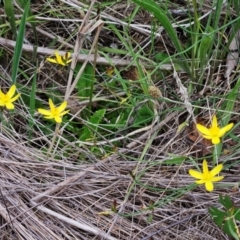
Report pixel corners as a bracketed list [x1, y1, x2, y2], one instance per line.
[209, 195, 240, 239]
[28, 62, 37, 139]
[29, 68, 37, 116]
[4, 0, 17, 39]
[234, 208, 240, 221]
[133, 106, 153, 126]
[80, 109, 106, 141]
[131, 0, 190, 75]
[11, 0, 30, 84]
[76, 64, 95, 98]
[209, 206, 226, 227]
[163, 157, 186, 165]
[132, 0, 182, 53]
[147, 214, 153, 223]
[155, 52, 170, 62]
[17, 0, 38, 59]
[221, 77, 240, 126]
[223, 219, 239, 240]
[219, 195, 234, 210]
[199, 32, 213, 68]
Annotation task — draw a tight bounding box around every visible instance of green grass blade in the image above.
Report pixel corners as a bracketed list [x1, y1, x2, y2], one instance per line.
[4, 0, 17, 39]
[17, 0, 38, 61]
[131, 0, 190, 74]
[222, 77, 240, 125]
[80, 109, 106, 141]
[132, 0, 182, 52]
[28, 62, 37, 140]
[212, 0, 224, 30]
[214, 77, 240, 164]
[11, 0, 30, 84]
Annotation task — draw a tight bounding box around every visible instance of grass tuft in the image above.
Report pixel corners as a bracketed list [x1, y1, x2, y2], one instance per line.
[0, 0, 239, 239]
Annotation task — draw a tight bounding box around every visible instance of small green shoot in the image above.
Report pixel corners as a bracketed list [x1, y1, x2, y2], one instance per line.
[209, 195, 240, 240]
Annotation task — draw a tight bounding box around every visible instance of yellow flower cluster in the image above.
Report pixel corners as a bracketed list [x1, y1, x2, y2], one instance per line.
[189, 160, 224, 192]
[46, 51, 72, 66]
[0, 52, 72, 123]
[38, 99, 69, 123]
[196, 115, 233, 145]
[0, 84, 69, 124]
[0, 85, 20, 109]
[189, 115, 234, 192]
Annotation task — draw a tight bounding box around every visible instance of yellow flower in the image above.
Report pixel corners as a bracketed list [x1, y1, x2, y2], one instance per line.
[196, 115, 233, 145]
[46, 51, 72, 66]
[105, 66, 115, 77]
[0, 85, 21, 109]
[38, 99, 69, 123]
[189, 159, 224, 192]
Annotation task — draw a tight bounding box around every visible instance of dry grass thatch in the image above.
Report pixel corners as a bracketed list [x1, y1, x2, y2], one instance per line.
[0, 121, 237, 240]
[0, 0, 239, 239]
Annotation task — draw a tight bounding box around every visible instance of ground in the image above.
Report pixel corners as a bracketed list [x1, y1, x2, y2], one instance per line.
[0, 0, 239, 239]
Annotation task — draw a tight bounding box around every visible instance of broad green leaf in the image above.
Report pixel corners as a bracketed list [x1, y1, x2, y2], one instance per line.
[80, 109, 106, 141]
[223, 219, 239, 239]
[209, 207, 226, 227]
[76, 64, 95, 98]
[219, 195, 234, 210]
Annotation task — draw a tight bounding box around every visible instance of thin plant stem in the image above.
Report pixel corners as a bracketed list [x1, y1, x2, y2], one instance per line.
[47, 123, 60, 158]
[0, 108, 3, 133]
[213, 144, 218, 166]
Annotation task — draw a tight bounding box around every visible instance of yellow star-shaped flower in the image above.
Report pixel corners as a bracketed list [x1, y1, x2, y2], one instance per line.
[38, 99, 69, 123]
[189, 159, 224, 192]
[196, 115, 233, 145]
[46, 51, 72, 66]
[0, 85, 21, 109]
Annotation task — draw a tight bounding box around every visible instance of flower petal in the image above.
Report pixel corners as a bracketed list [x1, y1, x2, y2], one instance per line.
[44, 116, 54, 119]
[202, 160, 209, 174]
[9, 93, 20, 103]
[57, 101, 67, 113]
[205, 181, 214, 192]
[49, 99, 55, 112]
[212, 115, 218, 128]
[58, 110, 69, 116]
[46, 57, 58, 64]
[212, 137, 220, 145]
[196, 179, 205, 184]
[196, 124, 210, 136]
[210, 163, 223, 177]
[219, 123, 234, 137]
[55, 52, 65, 65]
[202, 134, 213, 139]
[189, 169, 203, 179]
[7, 85, 16, 98]
[211, 176, 224, 182]
[38, 108, 52, 116]
[6, 102, 14, 109]
[65, 52, 71, 59]
[54, 116, 62, 123]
